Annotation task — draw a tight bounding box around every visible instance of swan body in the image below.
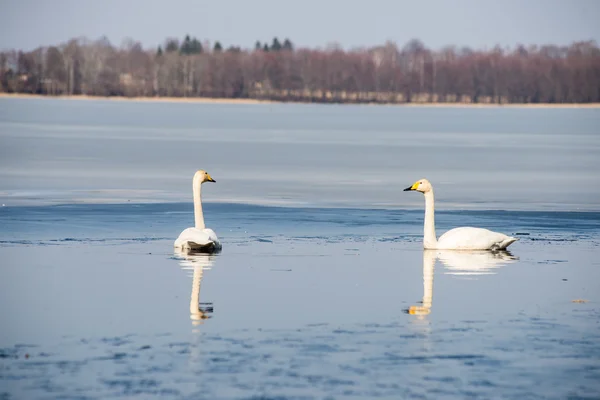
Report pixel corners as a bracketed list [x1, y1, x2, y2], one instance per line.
[174, 170, 222, 252]
[436, 227, 517, 250]
[404, 178, 517, 251]
[174, 227, 220, 252]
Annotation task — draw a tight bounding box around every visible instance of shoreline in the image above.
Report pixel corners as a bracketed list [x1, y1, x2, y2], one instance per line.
[1, 93, 600, 108]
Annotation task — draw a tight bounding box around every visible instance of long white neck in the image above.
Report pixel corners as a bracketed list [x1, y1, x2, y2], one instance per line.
[193, 177, 205, 229]
[423, 191, 438, 249]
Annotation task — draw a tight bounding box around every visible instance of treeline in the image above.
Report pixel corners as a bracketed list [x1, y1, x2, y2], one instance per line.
[1, 35, 599, 104]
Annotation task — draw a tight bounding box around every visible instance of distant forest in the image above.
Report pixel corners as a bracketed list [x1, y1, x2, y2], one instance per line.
[1, 35, 599, 104]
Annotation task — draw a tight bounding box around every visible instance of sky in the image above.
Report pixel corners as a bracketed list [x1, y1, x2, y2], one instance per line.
[1, 0, 599, 51]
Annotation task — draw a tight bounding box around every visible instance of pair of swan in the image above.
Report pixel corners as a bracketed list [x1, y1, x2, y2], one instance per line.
[174, 172, 517, 252]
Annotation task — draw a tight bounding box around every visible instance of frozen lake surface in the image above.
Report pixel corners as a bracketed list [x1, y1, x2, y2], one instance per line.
[1, 98, 599, 210]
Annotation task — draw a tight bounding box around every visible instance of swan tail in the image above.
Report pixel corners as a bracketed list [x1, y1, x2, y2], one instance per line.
[177, 240, 220, 253]
[495, 236, 518, 250]
[191, 241, 215, 251]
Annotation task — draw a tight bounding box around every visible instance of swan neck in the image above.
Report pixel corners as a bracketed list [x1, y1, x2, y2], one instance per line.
[423, 191, 438, 249]
[193, 178, 205, 229]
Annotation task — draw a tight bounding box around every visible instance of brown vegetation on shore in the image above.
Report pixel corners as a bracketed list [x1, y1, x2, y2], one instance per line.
[1, 36, 599, 105]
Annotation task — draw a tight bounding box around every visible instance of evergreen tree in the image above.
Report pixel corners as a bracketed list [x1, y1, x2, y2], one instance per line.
[180, 35, 192, 54]
[283, 38, 294, 51]
[271, 37, 282, 51]
[156, 46, 163, 56]
[255, 41, 262, 51]
[190, 37, 203, 54]
[213, 41, 223, 52]
[165, 39, 179, 53]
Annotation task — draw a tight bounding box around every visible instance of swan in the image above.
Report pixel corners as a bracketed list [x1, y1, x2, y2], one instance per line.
[174, 170, 222, 252]
[404, 178, 517, 250]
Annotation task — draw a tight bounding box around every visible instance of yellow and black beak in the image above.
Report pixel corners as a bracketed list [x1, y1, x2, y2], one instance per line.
[206, 173, 216, 183]
[403, 181, 420, 191]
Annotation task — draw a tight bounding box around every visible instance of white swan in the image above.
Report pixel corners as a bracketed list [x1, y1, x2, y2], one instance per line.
[174, 170, 222, 252]
[404, 178, 517, 250]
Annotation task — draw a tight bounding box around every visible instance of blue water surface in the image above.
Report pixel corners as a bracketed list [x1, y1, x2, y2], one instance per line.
[1, 203, 599, 399]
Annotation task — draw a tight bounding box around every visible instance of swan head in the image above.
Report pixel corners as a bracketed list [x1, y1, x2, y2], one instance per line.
[403, 178, 431, 193]
[193, 170, 216, 184]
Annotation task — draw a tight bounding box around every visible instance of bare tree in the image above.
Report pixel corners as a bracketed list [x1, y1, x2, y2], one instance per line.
[1, 37, 599, 103]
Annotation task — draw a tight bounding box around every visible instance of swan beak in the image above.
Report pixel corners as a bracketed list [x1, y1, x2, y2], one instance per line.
[206, 173, 216, 183]
[403, 182, 420, 191]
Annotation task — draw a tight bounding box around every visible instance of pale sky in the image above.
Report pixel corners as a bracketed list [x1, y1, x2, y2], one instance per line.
[1, 0, 599, 51]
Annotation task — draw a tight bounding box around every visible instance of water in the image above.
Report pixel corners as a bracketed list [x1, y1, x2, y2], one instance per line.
[1, 98, 599, 399]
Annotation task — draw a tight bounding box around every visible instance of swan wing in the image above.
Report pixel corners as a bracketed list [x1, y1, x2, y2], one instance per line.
[202, 228, 221, 248]
[437, 227, 517, 250]
[174, 227, 221, 251]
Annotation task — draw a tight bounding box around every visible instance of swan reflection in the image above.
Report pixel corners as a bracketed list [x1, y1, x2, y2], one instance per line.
[438, 250, 518, 276]
[407, 250, 436, 316]
[408, 249, 518, 317]
[174, 248, 217, 325]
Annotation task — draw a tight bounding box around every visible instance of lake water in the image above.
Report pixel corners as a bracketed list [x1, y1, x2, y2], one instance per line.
[1, 98, 599, 399]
